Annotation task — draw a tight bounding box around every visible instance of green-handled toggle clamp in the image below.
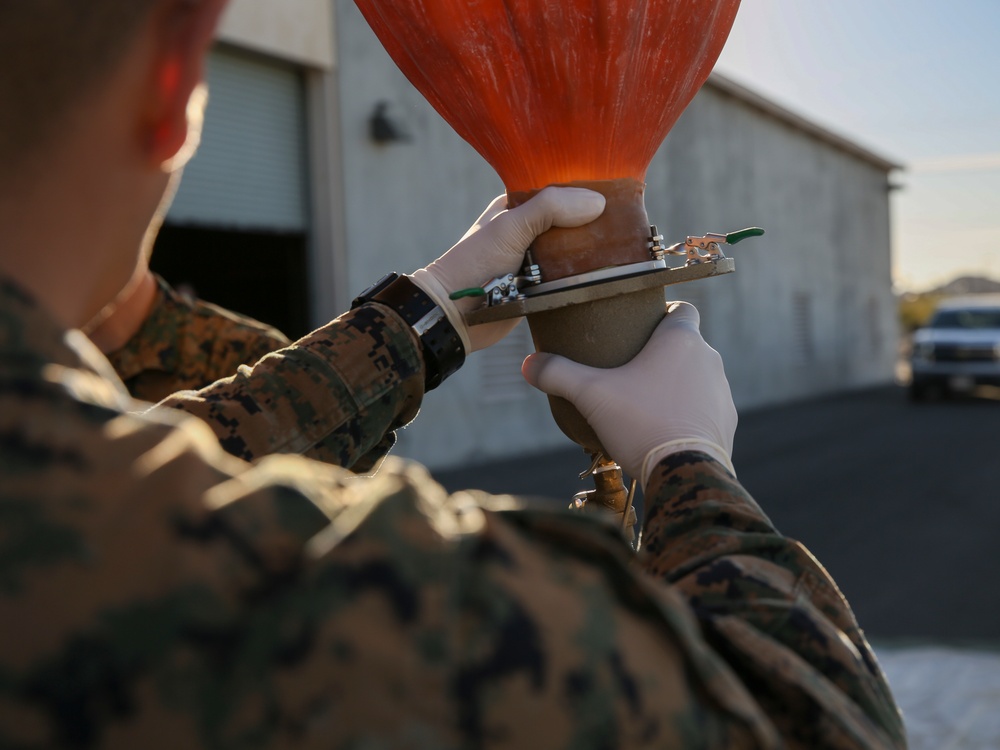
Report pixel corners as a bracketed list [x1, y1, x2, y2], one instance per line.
[725, 227, 765, 245]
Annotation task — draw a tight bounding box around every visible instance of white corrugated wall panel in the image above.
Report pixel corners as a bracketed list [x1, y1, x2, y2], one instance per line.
[167, 45, 308, 231]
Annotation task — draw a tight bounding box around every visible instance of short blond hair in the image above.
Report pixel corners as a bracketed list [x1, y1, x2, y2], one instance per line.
[0, 0, 160, 170]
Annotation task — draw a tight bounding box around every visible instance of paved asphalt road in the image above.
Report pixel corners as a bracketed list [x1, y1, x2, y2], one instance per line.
[433, 385, 1000, 644]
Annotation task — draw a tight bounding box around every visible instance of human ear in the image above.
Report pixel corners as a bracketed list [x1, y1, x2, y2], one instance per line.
[141, 0, 229, 168]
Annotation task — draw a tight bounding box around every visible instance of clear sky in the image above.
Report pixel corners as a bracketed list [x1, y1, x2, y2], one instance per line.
[713, 0, 1000, 292]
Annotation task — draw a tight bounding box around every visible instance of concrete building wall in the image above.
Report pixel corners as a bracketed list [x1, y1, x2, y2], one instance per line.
[649, 83, 899, 410]
[218, 0, 334, 69]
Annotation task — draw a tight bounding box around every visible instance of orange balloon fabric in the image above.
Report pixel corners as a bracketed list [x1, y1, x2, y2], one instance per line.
[355, 0, 742, 193]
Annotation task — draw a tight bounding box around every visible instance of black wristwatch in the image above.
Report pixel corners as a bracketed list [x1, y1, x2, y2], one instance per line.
[351, 273, 465, 391]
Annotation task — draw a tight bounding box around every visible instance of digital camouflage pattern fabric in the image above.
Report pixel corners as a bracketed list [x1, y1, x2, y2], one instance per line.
[0, 275, 906, 749]
[107, 273, 397, 471]
[105, 273, 291, 404]
[154, 291, 424, 474]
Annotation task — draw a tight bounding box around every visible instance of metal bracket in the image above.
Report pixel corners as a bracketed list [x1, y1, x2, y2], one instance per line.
[658, 226, 764, 266]
[460, 225, 762, 325]
[649, 225, 667, 260]
[449, 264, 542, 308]
[664, 234, 727, 265]
[465, 257, 734, 325]
[482, 273, 521, 306]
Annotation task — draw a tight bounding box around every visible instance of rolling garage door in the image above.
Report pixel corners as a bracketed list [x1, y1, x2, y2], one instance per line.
[152, 44, 312, 337]
[167, 44, 308, 230]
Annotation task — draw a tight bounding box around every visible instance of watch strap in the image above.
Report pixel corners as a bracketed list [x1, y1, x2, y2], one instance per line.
[352, 273, 465, 390]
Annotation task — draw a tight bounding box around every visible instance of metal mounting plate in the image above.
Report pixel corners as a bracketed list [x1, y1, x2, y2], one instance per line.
[465, 258, 735, 326]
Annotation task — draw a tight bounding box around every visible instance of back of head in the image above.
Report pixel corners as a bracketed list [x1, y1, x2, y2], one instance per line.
[0, 0, 160, 177]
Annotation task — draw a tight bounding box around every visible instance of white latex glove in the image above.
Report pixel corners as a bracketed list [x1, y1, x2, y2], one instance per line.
[522, 302, 738, 487]
[411, 187, 605, 353]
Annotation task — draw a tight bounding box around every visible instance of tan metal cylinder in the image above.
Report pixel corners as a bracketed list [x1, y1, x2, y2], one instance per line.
[526, 287, 666, 456]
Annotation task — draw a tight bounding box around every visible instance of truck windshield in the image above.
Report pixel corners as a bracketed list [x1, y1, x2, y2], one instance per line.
[930, 309, 1000, 329]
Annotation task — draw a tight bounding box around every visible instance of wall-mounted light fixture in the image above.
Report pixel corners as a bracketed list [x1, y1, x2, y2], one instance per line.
[369, 101, 412, 144]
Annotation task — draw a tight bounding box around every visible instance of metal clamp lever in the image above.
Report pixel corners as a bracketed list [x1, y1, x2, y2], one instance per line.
[655, 226, 765, 266]
[449, 264, 542, 307]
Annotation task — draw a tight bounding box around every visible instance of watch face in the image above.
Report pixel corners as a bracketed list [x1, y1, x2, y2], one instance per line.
[352, 272, 399, 308]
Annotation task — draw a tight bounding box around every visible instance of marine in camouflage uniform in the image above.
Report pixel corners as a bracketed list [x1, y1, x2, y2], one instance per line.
[104, 273, 290, 404]
[0, 274, 906, 749]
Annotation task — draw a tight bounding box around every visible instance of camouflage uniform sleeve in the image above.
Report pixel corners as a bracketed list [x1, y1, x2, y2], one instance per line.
[215, 315, 291, 369]
[157, 303, 424, 471]
[638, 451, 907, 748]
[188, 302, 291, 393]
[105, 275, 292, 404]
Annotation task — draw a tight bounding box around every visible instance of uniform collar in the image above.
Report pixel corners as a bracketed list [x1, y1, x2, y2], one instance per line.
[105, 274, 185, 380]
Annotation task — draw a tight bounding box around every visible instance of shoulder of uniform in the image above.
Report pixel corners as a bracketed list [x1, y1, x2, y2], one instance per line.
[187, 296, 290, 345]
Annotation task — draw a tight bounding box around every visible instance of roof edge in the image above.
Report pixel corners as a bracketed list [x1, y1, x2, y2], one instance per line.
[705, 72, 904, 173]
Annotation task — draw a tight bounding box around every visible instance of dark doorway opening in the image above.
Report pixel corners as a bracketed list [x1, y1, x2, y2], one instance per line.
[150, 224, 311, 339]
